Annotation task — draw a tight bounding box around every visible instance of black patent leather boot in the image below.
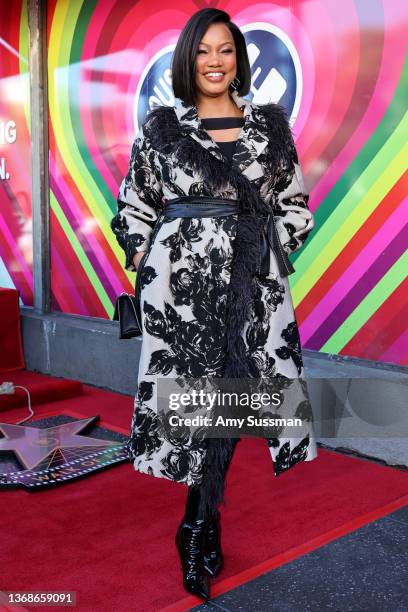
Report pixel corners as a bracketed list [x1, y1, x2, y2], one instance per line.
[203, 510, 223, 577]
[175, 519, 210, 601]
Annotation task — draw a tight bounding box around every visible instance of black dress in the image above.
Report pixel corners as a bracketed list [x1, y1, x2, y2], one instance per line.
[200, 116, 245, 163]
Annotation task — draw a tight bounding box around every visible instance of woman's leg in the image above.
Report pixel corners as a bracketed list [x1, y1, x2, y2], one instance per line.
[183, 437, 239, 579]
[176, 437, 240, 598]
[185, 437, 240, 521]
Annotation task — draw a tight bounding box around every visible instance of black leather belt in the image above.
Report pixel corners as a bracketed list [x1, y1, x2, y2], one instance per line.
[161, 195, 295, 277]
[163, 195, 238, 218]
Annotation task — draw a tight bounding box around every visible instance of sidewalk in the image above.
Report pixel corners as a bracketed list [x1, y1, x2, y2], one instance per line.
[192, 504, 408, 611]
[191, 352, 408, 611]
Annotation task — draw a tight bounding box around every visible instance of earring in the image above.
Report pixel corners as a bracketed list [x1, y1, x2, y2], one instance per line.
[229, 76, 240, 91]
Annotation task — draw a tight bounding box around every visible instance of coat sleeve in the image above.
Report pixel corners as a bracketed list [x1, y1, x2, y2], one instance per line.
[110, 124, 163, 272]
[273, 138, 314, 255]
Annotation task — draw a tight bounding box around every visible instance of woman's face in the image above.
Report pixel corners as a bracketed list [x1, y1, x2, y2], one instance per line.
[195, 23, 237, 99]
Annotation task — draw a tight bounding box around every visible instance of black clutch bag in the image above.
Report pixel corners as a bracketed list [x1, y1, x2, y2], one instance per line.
[112, 292, 142, 339]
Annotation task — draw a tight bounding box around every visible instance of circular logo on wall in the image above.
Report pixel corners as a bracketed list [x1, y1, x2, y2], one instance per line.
[134, 23, 302, 132]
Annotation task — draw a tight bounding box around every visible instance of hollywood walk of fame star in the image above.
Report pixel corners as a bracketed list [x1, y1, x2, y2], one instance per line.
[0, 416, 119, 471]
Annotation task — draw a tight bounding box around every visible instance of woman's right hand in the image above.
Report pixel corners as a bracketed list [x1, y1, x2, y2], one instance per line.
[133, 251, 145, 272]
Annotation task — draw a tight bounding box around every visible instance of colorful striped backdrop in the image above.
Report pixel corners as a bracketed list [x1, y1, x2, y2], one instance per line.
[1, 1, 407, 366]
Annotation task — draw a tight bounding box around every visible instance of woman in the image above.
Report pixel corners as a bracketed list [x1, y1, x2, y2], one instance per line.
[111, 8, 318, 602]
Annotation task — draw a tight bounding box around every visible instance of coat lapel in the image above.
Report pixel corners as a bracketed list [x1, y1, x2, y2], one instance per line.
[173, 90, 269, 177]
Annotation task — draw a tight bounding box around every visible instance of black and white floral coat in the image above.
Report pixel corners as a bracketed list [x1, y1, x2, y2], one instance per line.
[111, 89, 318, 486]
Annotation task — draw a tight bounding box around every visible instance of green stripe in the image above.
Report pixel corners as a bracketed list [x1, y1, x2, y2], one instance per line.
[321, 250, 408, 352]
[50, 191, 114, 316]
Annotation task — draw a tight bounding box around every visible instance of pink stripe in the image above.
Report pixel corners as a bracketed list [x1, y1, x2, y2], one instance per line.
[0, 89, 32, 212]
[236, 3, 320, 140]
[51, 242, 85, 312]
[299, 0, 360, 164]
[4, 137, 32, 216]
[49, 153, 124, 296]
[309, 3, 406, 211]
[301, 197, 408, 343]
[379, 328, 408, 364]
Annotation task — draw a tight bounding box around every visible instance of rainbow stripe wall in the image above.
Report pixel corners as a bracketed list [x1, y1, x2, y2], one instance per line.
[1, 0, 407, 365]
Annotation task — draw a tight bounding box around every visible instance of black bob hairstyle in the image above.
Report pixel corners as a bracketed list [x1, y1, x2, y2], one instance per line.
[171, 8, 251, 106]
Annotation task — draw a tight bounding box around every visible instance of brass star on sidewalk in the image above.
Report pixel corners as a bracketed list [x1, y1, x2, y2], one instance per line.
[0, 417, 119, 470]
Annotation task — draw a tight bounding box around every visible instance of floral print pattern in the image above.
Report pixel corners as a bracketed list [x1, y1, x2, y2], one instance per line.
[111, 90, 318, 486]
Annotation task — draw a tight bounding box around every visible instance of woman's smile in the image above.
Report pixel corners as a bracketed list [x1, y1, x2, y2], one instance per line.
[203, 72, 225, 83]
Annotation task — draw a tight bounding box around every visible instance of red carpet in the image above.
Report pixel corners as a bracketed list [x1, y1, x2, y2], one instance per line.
[0, 288, 25, 373]
[0, 370, 84, 412]
[1, 380, 408, 611]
